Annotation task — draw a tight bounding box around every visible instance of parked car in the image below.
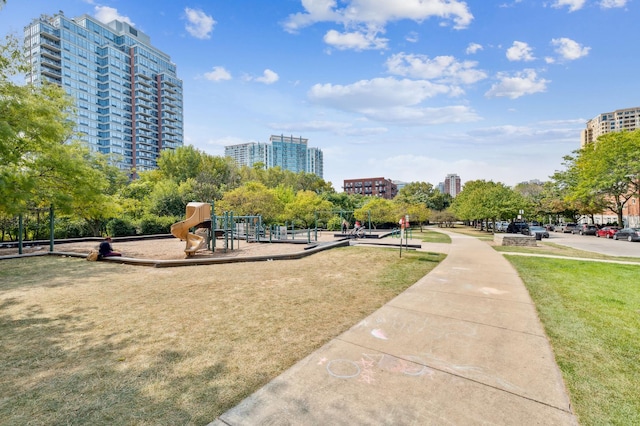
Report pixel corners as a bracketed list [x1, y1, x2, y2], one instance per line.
[612, 227, 640, 242]
[572, 224, 598, 236]
[495, 221, 510, 232]
[544, 224, 555, 232]
[595, 226, 620, 239]
[526, 226, 550, 238]
[555, 223, 577, 233]
[507, 222, 529, 233]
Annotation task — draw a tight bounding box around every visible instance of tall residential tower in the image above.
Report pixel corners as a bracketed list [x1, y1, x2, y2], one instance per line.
[581, 107, 640, 147]
[225, 135, 324, 178]
[24, 12, 183, 176]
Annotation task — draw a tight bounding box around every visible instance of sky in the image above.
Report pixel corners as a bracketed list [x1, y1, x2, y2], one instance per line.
[1, 0, 638, 191]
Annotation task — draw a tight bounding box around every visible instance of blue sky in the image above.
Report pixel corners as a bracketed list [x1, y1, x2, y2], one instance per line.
[1, 0, 637, 190]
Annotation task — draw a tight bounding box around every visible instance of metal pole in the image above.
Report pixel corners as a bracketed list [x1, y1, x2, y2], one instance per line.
[230, 211, 235, 250]
[49, 204, 54, 252]
[18, 214, 23, 255]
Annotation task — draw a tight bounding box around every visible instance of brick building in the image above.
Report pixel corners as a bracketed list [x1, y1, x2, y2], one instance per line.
[343, 177, 398, 199]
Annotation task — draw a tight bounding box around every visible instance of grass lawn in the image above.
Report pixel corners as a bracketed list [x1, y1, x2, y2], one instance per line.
[505, 256, 640, 425]
[494, 242, 640, 264]
[412, 229, 452, 244]
[0, 247, 444, 425]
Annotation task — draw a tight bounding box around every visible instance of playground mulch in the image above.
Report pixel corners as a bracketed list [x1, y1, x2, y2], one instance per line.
[0, 232, 341, 260]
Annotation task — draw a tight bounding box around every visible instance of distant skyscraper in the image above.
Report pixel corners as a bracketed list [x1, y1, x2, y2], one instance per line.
[581, 106, 640, 147]
[306, 147, 324, 179]
[444, 173, 461, 197]
[225, 135, 323, 178]
[224, 142, 271, 169]
[270, 134, 308, 174]
[24, 12, 183, 176]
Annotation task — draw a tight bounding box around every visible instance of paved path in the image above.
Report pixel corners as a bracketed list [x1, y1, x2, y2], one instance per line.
[211, 230, 578, 425]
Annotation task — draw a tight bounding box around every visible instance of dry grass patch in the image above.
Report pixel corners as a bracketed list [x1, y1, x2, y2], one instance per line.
[0, 247, 443, 425]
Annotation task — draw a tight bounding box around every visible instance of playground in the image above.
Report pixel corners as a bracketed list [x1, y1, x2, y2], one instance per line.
[0, 231, 349, 260]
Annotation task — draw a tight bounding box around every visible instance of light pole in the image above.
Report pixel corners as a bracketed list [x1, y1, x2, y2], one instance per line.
[626, 174, 640, 227]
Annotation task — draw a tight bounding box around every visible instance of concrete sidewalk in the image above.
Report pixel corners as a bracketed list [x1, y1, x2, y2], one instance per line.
[211, 231, 577, 425]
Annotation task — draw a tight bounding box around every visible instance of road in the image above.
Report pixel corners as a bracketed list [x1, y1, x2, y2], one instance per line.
[543, 230, 640, 258]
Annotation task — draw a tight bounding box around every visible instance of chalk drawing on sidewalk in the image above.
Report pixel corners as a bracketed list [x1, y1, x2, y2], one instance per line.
[371, 328, 388, 340]
[479, 287, 508, 295]
[322, 353, 431, 383]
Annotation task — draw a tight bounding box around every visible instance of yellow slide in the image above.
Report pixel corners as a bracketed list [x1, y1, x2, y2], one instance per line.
[171, 202, 211, 257]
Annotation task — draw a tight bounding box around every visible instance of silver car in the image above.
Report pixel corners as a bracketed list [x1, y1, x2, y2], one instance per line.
[527, 226, 550, 238]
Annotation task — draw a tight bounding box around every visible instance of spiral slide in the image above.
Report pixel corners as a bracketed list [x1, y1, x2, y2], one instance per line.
[170, 202, 211, 256]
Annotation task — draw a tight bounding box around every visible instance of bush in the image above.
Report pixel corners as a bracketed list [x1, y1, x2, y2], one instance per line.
[54, 218, 92, 239]
[106, 218, 136, 237]
[139, 215, 177, 235]
[327, 216, 342, 231]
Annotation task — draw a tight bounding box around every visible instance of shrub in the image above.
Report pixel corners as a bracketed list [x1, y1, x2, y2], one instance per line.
[106, 218, 136, 237]
[326, 216, 342, 231]
[139, 215, 177, 235]
[54, 218, 92, 238]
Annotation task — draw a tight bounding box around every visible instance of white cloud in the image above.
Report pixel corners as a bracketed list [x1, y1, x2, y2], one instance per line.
[385, 53, 487, 85]
[600, 0, 628, 7]
[309, 77, 452, 110]
[268, 120, 388, 136]
[485, 69, 549, 99]
[550, 0, 586, 12]
[254, 69, 279, 84]
[466, 42, 483, 54]
[283, 0, 474, 35]
[204, 66, 232, 81]
[94, 6, 134, 26]
[324, 29, 388, 50]
[405, 31, 419, 43]
[551, 37, 590, 61]
[363, 105, 480, 125]
[506, 41, 535, 61]
[184, 8, 215, 39]
[307, 77, 480, 124]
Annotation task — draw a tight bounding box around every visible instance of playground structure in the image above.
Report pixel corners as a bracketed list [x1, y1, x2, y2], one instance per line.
[170, 202, 321, 257]
[170, 202, 211, 257]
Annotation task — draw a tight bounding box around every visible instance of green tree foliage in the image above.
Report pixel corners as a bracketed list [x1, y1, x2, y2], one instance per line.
[562, 130, 640, 225]
[396, 181, 434, 205]
[146, 179, 196, 217]
[157, 146, 241, 201]
[217, 181, 283, 223]
[283, 190, 333, 228]
[451, 180, 525, 231]
[355, 197, 395, 228]
[0, 36, 110, 219]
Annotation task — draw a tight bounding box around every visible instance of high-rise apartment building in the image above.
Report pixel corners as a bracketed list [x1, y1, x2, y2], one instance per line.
[306, 147, 324, 178]
[443, 173, 461, 197]
[343, 177, 397, 199]
[224, 142, 271, 169]
[24, 12, 183, 176]
[225, 135, 324, 178]
[581, 107, 640, 147]
[270, 134, 309, 175]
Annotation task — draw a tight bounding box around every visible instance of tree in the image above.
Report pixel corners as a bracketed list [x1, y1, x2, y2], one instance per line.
[217, 181, 283, 223]
[560, 131, 640, 226]
[283, 190, 333, 228]
[355, 197, 395, 228]
[395, 182, 435, 205]
[451, 180, 525, 231]
[1, 35, 112, 220]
